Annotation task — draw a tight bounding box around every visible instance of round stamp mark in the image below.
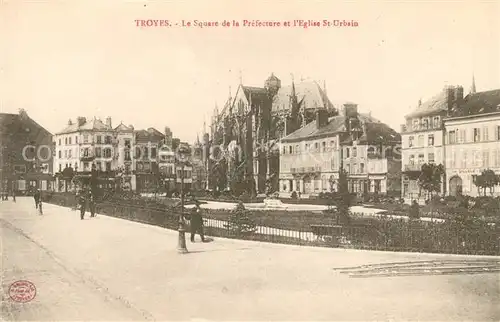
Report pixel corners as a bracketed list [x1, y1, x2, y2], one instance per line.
[9, 280, 36, 303]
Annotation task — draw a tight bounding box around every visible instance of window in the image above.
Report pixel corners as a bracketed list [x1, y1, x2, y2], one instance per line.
[289, 146, 292, 154]
[58, 139, 61, 145]
[412, 119, 419, 130]
[96, 135, 102, 144]
[367, 146, 375, 157]
[65, 137, 68, 145]
[282, 146, 286, 154]
[68, 149, 72, 158]
[360, 163, 365, 173]
[473, 128, 481, 142]
[314, 142, 319, 152]
[75, 136, 78, 144]
[409, 136, 414, 147]
[95, 147, 102, 157]
[352, 163, 357, 174]
[346, 164, 350, 173]
[125, 139, 131, 148]
[322, 142, 326, 152]
[125, 150, 131, 161]
[433, 116, 440, 128]
[483, 150, 490, 168]
[483, 126, 489, 141]
[96, 162, 102, 171]
[69, 137, 72, 145]
[417, 135, 424, 147]
[83, 148, 89, 157]
[330, 141, 335, 150]
[83, 135, 89, 143]
[305, 144, 309, 151]
[64, 150, 68, 158]
[106, 162, 111, 171]
[104, 148, 112, 158]
[418, 154, 424, 164]
[345, 148, 350, 158]
[151, 147, 157, 158]
[428, 153, 435, 164]
[352, 147, 357, 157]
[144, 147, 149, 159]
[428, 134, 434, 146]
[448, 130, 456, 144]
[409, 154, 415, 164]
[105, 136, 112, 144]
[497, 126, 500, 140]
[422, 118, 428, 129]
[58, 151, 62, 158]
[462, 151, 468, 168]
[295, 145, 299, 153]
[59, 164, 62, 172]
[74, 163, 78, 170]
[83, 162, 89, 169]
[459, 129, 466, 143]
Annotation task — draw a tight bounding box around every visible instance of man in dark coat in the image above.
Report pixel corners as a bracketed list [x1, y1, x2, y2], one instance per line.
[79, 189, 87, 220]
[33, 189, 41, 209]
[89, 191, 96, 218]
[190, 201, 205, 242]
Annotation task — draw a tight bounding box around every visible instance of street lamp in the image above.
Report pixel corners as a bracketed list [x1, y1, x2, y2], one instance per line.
[177, 144, 190, 254]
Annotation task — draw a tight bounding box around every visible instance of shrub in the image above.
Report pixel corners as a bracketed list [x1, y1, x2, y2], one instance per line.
[290, 191, 298, 199]
[224, 202, 257, 236]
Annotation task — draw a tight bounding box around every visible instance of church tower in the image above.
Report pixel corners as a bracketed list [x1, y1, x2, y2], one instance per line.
[264, 73, 281, 98]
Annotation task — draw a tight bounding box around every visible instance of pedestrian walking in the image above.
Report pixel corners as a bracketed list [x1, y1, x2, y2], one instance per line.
[34, 188, 41, 209]
[89, 191, 96, 218]
[190, 200, 206, 242]
[79, 189, 87, 220]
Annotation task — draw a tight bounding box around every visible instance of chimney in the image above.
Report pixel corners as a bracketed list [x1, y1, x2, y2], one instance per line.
[77, 117, 86, 126]
[68, 119, 73, 125]
[128, 124, 134, 130]
[341, 103, 358, 118]
[106, 117, 112, 128]
[316, 108, 329, 129]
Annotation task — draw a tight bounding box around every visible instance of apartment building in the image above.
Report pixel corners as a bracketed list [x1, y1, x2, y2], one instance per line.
[279, 104, 401, 198]
[134, 128, 163, 192]
[53, 117, 136, 191]
[444, 89, 500, 197]
[400, 85, 463, 203]
[0, 109, 53, 194]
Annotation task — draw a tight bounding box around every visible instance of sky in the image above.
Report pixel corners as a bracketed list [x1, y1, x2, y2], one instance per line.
[1, 0, 499, 143]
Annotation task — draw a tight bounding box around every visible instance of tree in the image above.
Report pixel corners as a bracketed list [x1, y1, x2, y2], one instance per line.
[473, 169, 500, 196]
[224, 202, 257, 236]
[418, 163, 444, 218]
[418, 163, 444, 199]
[334, 168, 352, 225]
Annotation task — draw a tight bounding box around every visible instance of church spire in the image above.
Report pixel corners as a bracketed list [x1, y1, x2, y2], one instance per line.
[470, 73, 476, 94]
[239, 70, 243, 85]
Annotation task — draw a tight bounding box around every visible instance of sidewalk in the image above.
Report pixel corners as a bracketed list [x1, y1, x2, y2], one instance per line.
[1, 197, 499, 321]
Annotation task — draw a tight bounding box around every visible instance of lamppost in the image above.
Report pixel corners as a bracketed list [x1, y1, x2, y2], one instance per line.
[177, 143, 190, 254]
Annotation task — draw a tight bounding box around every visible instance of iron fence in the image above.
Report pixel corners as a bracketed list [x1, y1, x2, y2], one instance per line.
[44, 193, 500, 255]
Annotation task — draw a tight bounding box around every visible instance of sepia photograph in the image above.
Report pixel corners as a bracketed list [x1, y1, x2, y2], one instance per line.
[1, 0, 499, 321]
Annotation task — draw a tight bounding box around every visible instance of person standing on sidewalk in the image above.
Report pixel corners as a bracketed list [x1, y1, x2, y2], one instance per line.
[89, 191, 96, 218]
[79, 189, 87, 220]
[33, 188, 41, 209]
[190, 200, 206, 242]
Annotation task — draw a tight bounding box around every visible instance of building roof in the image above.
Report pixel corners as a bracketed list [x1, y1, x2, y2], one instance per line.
[57, 118, 111, 134]
[449, 89, 500, 117]
[272, 80, 334, 113]
[114, 123, 134, 132]
[281, 112, 396, 143]
[405, 89, 448, 119]
[0, 112, 52, 145]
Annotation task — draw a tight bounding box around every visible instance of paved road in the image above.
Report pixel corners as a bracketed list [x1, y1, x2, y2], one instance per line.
[1, 198, 499, 321]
